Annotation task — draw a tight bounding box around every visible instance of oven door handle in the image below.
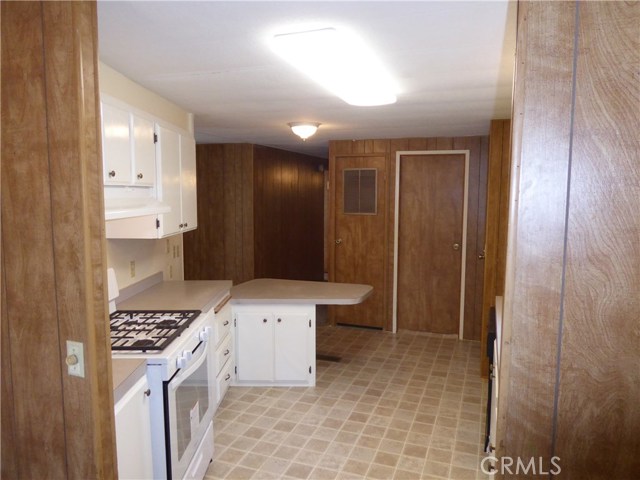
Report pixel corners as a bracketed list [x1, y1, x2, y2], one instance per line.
[170, 341, 209, 389]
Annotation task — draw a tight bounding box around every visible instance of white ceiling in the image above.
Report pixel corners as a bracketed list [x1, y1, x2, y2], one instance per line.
[97, 1, 517, 158]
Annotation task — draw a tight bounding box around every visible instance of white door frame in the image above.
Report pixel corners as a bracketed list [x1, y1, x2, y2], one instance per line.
[392, 150, 470, 339]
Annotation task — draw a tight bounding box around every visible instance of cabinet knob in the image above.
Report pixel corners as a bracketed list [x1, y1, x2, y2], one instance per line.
[453, 243, 460, 251]
[179, 223, 184, 228]
[184, 222, 188, 227]
[224, 349, 230, 356]
[223, 320, 229, 326]
[108, 170, 116, 178]
[143, 388, 151, 397]
[277, 318, 282, 323]
[224, 374, 231, 381]
[137, 173, 143, 179]
[263, 318, 267, 323]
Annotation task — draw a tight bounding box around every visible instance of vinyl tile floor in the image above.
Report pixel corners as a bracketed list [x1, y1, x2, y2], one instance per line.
[205, 325, 490, 480]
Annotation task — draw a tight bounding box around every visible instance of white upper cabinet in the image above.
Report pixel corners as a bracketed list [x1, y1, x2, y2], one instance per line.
[102, 102, 133, 185]
[101, 101, 156, 187]
[180, 135, 198, 232]
[156, 125, 198, 238]
[101, 94, 197, 238]
[131, 115, 156, 186]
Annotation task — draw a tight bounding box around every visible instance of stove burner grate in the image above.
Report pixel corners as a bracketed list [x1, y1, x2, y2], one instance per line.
[110, 309, 201, 352]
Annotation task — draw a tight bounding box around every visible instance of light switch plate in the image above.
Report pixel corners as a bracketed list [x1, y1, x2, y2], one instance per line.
[66, 340, 85, 378]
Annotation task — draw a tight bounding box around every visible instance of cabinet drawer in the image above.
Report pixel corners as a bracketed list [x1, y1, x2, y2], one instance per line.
[214, 334, 232, 375]
[213, 303, 232, 347]
[215, 357, 234, 406]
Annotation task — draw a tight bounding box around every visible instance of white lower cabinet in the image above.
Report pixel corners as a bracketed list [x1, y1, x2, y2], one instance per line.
[114, 375, 153, 480]
[233, 304, 316, 386]
[212, 301, 233, 409]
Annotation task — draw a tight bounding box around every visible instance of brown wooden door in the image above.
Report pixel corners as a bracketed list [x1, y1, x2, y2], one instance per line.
[397, 153, 465, 333]
[333, 156, 387, 328]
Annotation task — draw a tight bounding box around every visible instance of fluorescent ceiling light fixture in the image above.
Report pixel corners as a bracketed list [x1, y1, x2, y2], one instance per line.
[272, 27, 397, 107]
[288, 122, 320, 140]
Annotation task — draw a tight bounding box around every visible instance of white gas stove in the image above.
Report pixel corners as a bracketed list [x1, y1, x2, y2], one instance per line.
[109, 271, 218, 480]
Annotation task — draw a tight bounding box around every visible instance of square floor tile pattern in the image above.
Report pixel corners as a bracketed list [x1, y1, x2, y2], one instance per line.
[206, 325, 490, 480]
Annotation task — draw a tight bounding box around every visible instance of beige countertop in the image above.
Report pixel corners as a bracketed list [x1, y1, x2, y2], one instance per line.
[117, 280, 232, 313]
[231, 278, 373, 305]
[112, 358, 146, 404]
[112, 280, 232, 401]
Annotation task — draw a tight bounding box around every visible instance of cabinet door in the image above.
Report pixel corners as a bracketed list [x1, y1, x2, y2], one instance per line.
[180, 135, 197, 231]
[236, 313, 274, 382]
[157, 125, 182, 237]
[274, 314, 310, 382]
[131, 115, 156, 186]
[101, 102, 132, 185]
[114, 376, 153, 480]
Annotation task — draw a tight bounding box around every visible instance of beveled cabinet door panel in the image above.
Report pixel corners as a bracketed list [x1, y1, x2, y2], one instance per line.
[180, 135, 198, 231]
[131, 114, 156, 186]
[157, 125, 182, 236]
[274, 314, 309, 382]
[101, 102, 132, 185]
[236, 313, 274, 382]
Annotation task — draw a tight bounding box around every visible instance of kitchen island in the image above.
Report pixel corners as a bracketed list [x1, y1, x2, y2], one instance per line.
[230, 278, 372, 387]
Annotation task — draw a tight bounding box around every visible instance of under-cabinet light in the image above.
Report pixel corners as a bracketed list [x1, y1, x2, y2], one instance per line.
[272, 27, 397, 107]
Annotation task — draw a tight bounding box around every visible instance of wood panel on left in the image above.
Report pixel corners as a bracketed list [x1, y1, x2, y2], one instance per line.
[1, 2, 116, 477]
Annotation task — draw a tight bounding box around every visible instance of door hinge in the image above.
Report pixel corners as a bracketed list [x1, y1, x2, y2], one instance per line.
[156, 218, 160, 229]
[309, 366, 312, 374]
[153, 133, 158, 144]
[234, 318, 236, 327]
[235, 366, 237, 374]
[309, 319, 312, 328]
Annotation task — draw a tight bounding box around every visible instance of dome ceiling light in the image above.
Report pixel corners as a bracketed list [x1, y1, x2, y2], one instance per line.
[288, 122, 320, 141]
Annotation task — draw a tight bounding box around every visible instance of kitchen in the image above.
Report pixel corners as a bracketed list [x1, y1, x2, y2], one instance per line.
[2, 2, 638, 480]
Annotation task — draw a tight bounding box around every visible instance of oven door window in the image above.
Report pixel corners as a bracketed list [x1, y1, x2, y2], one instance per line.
[165, 341, 215, 479]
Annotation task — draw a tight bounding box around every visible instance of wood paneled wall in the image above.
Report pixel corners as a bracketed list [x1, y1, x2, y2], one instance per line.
[184, 144, 254, 284]
[481, 120, 511, 377]
[498, 1, 639, 477]
[1, 2, 115, 477]
[183, 144, 326, 284]
[253, 146, 326, 281]
[328, 136, 488, 339]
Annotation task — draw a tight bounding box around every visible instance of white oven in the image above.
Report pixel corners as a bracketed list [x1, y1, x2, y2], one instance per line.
[112, 307, 217, 480]
[162, 331, 215, 479]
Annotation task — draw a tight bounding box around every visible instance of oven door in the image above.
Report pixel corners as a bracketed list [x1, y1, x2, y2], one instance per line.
[164, 338, 215, 480]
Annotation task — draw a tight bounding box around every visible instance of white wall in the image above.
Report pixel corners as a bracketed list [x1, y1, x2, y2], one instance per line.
[99, 62, 193, 134]
[100, 62, 192, 288]
[107, 237, 184, 290]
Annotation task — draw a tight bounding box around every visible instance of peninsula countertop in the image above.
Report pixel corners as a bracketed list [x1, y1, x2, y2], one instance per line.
[230, 278, 373, 305]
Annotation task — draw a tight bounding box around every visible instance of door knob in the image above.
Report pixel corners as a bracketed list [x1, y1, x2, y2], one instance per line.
[453, 243, 460, 251]
[335, 238, 343, 245]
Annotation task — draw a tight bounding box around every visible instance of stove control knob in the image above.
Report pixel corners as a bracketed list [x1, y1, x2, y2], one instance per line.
[199, 326, 212, 341]
[176, 351, 193, 369]
[176, 355, 188, 369]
